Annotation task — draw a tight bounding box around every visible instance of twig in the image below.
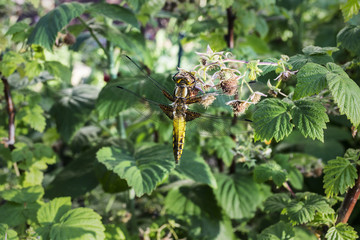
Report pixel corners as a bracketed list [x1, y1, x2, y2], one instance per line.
[1, 74, 20, 176]
[77, 17, 110, 59]
[336, 165, 360, 224]
[226, 7, 235, 49]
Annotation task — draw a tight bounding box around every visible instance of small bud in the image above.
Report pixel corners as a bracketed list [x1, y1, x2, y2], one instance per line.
[249, 91, 267, 103]
[201, 93, 217, 108]
[64, 33, 76, 45]
[226, 100, 251, 116]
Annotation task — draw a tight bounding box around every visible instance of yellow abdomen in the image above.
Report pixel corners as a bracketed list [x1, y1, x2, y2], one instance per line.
[173, 116, 186, 163]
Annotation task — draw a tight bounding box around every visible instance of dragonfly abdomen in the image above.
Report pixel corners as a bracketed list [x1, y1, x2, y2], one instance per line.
[173, 116, 186, 163]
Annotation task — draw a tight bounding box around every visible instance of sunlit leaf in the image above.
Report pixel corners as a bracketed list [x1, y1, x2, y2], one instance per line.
[326, 62, 360, 127]
[293, 63, 328, 100]
[253, 98, 294, 142]
[340, 0, 360, 22]
[50, 208, 105, 240]
[326, 223, 358, 240]
[323, 157, 358, 197]
[21, 105, 46, 132]
[0, 185, 44, 203]
[337, 25, 360, 55]
[291, 100, 329, 142]
[264, 193, 291, 212]
[0, 223, 18, 240]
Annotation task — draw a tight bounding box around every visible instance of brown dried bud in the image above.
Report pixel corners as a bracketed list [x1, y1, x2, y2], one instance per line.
[64, 33, 76, 45]
[220, 78, 238, 96]
[226, 100, 251, 116]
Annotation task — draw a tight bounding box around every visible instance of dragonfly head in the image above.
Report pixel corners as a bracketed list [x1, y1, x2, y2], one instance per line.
[173, 71, 197, 87]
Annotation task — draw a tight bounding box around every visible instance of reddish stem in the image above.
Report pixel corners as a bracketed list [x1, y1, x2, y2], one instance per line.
[226, 7, 235, 49]
[336, 165, 360, 224]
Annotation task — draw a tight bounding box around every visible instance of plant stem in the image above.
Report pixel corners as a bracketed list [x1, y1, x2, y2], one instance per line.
[336, 165, 360, 224]
[1, 75, 20, 177]
[226, 7, 235, 49]
[128, 188, 137, 233]
[78, 17, 110, 59]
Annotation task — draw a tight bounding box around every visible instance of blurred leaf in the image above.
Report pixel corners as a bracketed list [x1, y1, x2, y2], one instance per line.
[207, 136, 236, 167]
[291, 100, 329, 142]
[50, 208, 105, 240]
[104, 224, 129, 240]
[293, 63, 328, 100]
[254, 161, 287, 186]
[44, 61, 72, 83]
[341, 0, 360, 22]
[214, 173, 264, 219]
[0, 201, 41, 227]
[5, 21, 30, 43]
[326, 62, 360, 127]
[174, 150, 217, 188]
[190, 20, 220, 33]
[21, 105, 46, 132]
[289, 46, 334, 70]
[165, 185, 234, 240]
[255, 17, 269, 38]
[0, 51, 24, 77]
[96, 145, 174, 197]
[258, 221, 295, 240]
[0, 223, 18, 240]
[337, 25, 360, 55]
[287, 167, 304, 190]
[302, 46, 338, 56]
[95, 167, 130, 193]
[45, 148, 99, 198]
[24, 60, 43, 80]
[27, 2, 87, 51]
[325, 223, 358, 240]
[0, 185, 43, 203]
[253, 98, 294, 142]
[89, 3, 139, 28]
[51, 84, 99, 142]
[323, 157, 357, 197]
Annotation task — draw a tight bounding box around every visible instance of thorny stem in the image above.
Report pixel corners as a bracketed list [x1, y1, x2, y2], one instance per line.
[1, 74, 20, 176]
[336, 165, 360, 224]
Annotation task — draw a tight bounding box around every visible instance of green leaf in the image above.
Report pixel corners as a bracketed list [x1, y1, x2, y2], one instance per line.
[104, 224, 130, 240]
[206, 136, 236, 166]
[51, 84, 99, 141]
[341, 0, 360, 22]
[96, 145, 175, 197]
[21, 105, 46, 132]
[291, 100, 329, 142]
[165, 185, 234, 240]
[293, 63, 328, 100]
[254, 161, 287, 186]
[5, 21, 30, 43]
[50, 208, 105, 240]
[258, 221, 295, 240]
[44, 61, 72, 83]
[323, 157, 358, 197]
[0, 185, 44, 203]
[214, 173, 264, 219]
[302, 46, 338, 56]
[326, 223, 358, 240]
[337, 25, 360, 55]
[36, 197, 72, 239]
[289, 46, 335, 70]
[326, 62, 360, 127]
[0, 51, 25, 77]
[27, 2, 87, 51]
[37, 197, 71, 224]
[286, 193, 334, 224]
[174, 150, 217, 188]
[264, 193, 291, 212]
[294, 226, 318, 240]
[45, 148, 99, 198]
[88, 3, 139, 28]
[253, 98, 294, 142]
[95, 167, 130, 193]
[24, 60, 43, 80]
[0, 201, 41, 227]
[0, 223, 18, 240]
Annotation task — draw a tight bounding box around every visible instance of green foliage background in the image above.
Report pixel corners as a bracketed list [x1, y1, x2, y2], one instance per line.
[1, 0, 360, 239]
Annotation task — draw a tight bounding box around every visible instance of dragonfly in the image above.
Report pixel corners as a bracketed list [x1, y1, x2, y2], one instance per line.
[116, 55, 251, 163]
